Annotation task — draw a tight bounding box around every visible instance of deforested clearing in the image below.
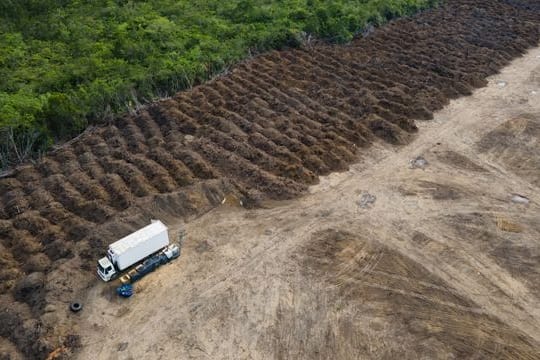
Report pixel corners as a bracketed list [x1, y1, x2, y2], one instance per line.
[1, 0, 540, 359]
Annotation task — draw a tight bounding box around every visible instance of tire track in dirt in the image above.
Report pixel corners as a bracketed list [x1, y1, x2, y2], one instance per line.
[1, 0, 540, 358]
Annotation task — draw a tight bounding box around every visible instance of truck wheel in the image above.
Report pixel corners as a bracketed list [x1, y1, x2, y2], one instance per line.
[70, 301, 83, 312]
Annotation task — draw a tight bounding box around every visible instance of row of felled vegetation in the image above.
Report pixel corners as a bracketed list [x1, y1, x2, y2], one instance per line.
[0, 0, 438, 169]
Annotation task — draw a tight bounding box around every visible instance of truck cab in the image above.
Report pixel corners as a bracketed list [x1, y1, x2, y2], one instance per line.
[97, 257, 117, 281]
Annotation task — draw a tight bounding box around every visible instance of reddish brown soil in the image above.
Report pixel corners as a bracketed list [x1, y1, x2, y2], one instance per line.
[1, 0, 540, 358]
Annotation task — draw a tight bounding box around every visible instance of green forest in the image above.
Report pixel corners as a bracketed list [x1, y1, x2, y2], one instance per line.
[0, 0, 438, 169]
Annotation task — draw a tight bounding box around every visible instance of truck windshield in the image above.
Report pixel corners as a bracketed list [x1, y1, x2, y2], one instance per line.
[98, 263, 112, 274]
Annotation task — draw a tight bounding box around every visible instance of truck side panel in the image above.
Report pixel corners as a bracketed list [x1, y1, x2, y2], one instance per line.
[111, 221, 169, 270]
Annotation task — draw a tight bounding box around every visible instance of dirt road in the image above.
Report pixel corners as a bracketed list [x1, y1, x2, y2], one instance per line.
[75, 46, 540, 359]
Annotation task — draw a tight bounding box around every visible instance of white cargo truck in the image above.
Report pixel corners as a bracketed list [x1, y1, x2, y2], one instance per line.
[97, 220, 172, 282]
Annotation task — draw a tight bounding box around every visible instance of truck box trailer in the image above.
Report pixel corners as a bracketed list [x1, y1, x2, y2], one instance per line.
[97, 220, 170, 282]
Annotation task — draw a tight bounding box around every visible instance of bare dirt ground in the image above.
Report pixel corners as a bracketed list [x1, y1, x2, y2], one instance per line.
[76, 46, 540, 359]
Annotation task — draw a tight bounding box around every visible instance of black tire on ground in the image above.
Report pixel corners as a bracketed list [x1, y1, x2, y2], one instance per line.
[70, 301, 83, 312]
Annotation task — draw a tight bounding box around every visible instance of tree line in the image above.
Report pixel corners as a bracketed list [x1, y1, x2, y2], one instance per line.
[0, 0, 438, 169]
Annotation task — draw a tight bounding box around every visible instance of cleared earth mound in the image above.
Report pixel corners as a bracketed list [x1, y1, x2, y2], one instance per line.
[1, 0, 540, 358]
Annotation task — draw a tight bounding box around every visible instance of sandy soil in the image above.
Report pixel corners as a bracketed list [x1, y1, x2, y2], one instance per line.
[74, 46, 540, 359]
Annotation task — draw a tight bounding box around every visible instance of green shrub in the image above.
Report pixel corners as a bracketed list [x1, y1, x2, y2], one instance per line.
[39, 93, 87, 139]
